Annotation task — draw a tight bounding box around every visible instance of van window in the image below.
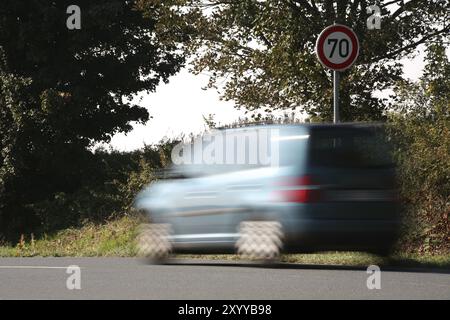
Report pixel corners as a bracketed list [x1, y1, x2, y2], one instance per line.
[308, 127, 394, 168]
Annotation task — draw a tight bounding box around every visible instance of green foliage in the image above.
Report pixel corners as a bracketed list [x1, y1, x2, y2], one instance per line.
[387, 39, 449, 254]
[389, 117, 449, 254]
[118, 141, 179, 211]
[0, 0, 187, 141]
[19, 142, 175, 238]
[0, 1, 187, 238]
[139, 0, 448, 121]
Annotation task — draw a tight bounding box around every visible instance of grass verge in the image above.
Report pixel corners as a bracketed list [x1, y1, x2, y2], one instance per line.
[0, 215, 142, 257]
[175, 253, 450, 269]
[0, 215, 448, 270]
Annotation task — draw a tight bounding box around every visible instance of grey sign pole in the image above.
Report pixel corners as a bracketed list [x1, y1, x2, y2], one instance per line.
[333, 70, 339, 123]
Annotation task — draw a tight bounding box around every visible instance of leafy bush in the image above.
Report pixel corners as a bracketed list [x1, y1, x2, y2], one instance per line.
[387, 39, 449, 254]
[0, 138, 178, 242]
[388, 117, 449, 254]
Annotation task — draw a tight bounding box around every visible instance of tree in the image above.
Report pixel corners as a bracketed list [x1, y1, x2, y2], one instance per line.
[0, 0, 189, 141]
[0, 0, 187, 237]
[140, 0, 449, 121]
[392, 37, 450, 120]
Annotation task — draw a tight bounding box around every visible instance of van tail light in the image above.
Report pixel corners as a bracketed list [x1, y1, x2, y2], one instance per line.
[273, 175, 321, 203]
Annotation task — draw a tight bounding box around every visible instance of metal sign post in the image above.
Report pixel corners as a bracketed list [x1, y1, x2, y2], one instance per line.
[333, 70, 339, 123]
[315, 24, 359, 123]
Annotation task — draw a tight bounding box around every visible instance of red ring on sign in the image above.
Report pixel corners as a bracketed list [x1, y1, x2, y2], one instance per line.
[316, 25, 359, 71]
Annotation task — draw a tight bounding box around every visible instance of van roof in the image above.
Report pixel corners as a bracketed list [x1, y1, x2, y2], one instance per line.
[216, 122, 385, 132]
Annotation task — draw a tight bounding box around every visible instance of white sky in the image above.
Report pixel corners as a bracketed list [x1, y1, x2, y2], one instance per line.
[104, 45, 433, 151]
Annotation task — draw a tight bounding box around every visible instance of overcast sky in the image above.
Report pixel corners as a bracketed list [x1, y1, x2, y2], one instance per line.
[104, 44, 434, 151]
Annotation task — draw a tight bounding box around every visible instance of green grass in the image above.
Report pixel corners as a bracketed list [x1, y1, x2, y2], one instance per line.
[0, 215, 142, 257]
[174, 253, 450, 269]
[0, 215, 448, 270]
[282, 252, 450, 269]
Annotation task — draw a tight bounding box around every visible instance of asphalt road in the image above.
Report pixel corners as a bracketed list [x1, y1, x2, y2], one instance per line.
[0, 257, 448, 299]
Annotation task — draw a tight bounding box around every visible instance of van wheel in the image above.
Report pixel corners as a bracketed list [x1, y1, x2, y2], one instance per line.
[236, 221, 283, 262]
[135, 223, 172, 263]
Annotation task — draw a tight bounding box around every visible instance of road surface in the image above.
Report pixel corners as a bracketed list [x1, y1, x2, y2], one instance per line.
[0, 257, 448, 299]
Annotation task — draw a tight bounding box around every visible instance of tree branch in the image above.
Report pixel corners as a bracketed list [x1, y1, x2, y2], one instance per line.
[258, 32, 273, 49]
[288, 1, 316, 26]
[388, 0, 419, 21]
[381, 0, 406, 8]
[309, 0, 319, 13]
[367, 26, 449, 63]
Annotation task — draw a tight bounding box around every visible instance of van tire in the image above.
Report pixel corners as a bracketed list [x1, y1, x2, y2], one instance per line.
[236, 221, 283, 261]
[136, 223, 172, 263]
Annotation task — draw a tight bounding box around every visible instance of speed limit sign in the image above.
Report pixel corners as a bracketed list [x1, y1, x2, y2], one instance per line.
[316, 24, 359, 71]
[316, 24, 359, 123]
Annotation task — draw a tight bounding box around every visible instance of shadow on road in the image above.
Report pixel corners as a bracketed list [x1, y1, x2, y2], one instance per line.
[161, 258, 450, 274]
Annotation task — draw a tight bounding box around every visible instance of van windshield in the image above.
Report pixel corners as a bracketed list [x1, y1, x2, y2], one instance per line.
[171, 126, 309, 177]
[308, 127, 394, 168]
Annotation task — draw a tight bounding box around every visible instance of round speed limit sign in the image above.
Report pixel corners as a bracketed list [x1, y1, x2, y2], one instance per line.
[316, 24, 359, 71]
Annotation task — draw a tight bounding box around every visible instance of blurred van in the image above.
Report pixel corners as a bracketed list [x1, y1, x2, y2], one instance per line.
[134, 123, 400, 261]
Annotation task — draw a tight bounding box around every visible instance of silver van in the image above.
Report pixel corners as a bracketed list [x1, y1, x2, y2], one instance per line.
[134, 123, 400, 261]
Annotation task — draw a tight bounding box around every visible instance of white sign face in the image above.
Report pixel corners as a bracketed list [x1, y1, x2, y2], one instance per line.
[316, 24, 359, 71]
[322, 32, 354, 65]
